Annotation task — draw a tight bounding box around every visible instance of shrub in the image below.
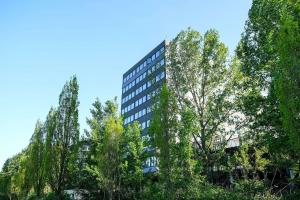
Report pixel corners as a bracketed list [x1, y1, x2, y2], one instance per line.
[42, 193, 72, 200]
[0, 194, 9, 200]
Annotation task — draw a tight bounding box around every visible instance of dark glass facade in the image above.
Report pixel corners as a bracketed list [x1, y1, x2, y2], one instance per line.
[121, 41, 167, 172]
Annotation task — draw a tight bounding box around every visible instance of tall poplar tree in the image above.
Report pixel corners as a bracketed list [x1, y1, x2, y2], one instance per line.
[275, 0, 300, 158]
[149, 84, 195, 199]
[27, 120, 46, 197]
[45, 76, 80, 197]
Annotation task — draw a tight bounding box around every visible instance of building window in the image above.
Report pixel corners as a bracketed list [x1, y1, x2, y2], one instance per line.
[152, 54, 156, 61]
[152, 66, 155, 73]
[156, 74, 160, 82]
[156, 51, 160, 58]
[141, 122, 146, 130]
[156, 62, 160, 70]
[147, 107, 151, 114]
[160, 58, 165, 66]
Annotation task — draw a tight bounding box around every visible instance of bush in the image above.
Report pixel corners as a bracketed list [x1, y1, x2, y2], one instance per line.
[0, 194, 9, 200]
[282, 190, 300, 200]
[27, 194, 38, 200]
[184, 179, 280, 200]
[230, 180, 280, 200]
[42, 193, 72, 200]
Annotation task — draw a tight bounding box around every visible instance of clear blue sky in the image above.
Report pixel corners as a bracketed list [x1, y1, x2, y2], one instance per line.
[0, 0, 252, 169]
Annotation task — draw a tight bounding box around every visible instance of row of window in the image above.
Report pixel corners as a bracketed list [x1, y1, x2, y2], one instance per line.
[122, 82, 147, 104]
[135, 95, 147, 108]
[136, 83, 147, 96]
[124, 58, 165, 90]
[147, 58, 165, 76]
[135, 109, 146, 120]
[123, 102, 135, 114]
[122, 85, 162, 116]
[156, 71, 165, 82]
[123, 46, 165, 84]
[122, 95, 148, 114]
[122, 78, 135, 94]
[122, 71, 166, 104]
[124, 108, 145, 125]
[124, 106, 152, 125]
[136, 72, 147, 84]
[122, 91, 135, 104]
[122, 72, 147, 94]
[122, 58, 165, 94]
[140, 120, 151, 130]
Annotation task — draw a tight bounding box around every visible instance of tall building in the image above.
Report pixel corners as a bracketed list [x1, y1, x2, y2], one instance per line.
[121, 41, 167, 173]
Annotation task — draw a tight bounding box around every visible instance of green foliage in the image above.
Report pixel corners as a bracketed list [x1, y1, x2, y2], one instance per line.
[234, 179, 267, 198]
[0, 194, 9, 200]
[282, 190, 300, 200]
[148, 84, 198, 199]
[167, 27, 241, 178]
[148, 84, 179, 199]
[2, 6, 300, 198]
[85, 98, 145, 199]
[231, 143, 270, 179]
[45, 76, 80, 196]
[42, 192, 72, 200]
[27, 120, 46, 197]
[275, 0, 300, 158]
[86, 98, 125, 199]
[121, 121, 145, 199]
[236, 0, 299, 186]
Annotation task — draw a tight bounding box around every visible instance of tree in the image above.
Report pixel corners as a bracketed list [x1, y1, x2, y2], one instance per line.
[148, 84, 178, 199]
[275, 0, 300, 158]
[167, 28, 239, 178]
[86, 98, 124, 200]
[176, 108, 197, 186]
[0, 152, 29, 199]
[232, 143, 270, 180]
[27, 120, 46, 197]
[148, 84, 196, 199]
[45, 76, 80, 197]
[236, 0, 298, 182]
[121, 121, 144, 199]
